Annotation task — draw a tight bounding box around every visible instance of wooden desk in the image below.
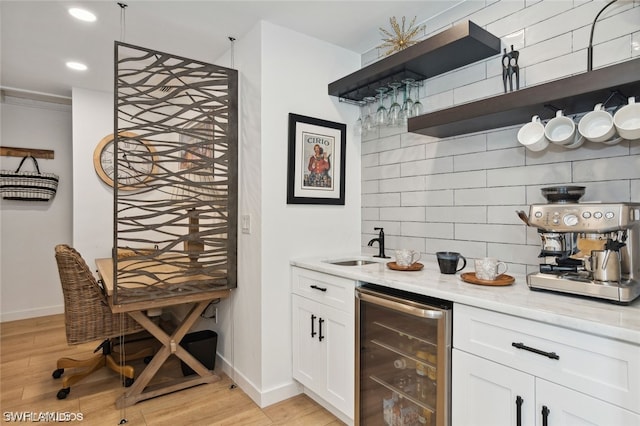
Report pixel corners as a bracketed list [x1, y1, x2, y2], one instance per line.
[96, 257, 231, 408]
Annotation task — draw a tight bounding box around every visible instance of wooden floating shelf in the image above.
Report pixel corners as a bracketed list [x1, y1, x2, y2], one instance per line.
[0, 146, 55, 159]
[328, 20, 501, 103]
[408, 57, 640, 138]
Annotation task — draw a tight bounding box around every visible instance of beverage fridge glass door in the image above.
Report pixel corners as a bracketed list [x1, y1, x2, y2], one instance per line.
[356, 284, 452, 426]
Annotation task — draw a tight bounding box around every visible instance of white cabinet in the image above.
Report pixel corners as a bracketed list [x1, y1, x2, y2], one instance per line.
[452, 349, 535, 426]
[452, 304, 640, 426]
[291, 267, 355, 420]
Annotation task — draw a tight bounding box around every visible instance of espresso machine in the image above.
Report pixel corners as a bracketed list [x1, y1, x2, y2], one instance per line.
[526, 202, 640, 304]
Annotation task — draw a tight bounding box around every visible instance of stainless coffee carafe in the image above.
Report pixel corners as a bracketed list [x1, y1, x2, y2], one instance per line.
[585, 250, 621, 282]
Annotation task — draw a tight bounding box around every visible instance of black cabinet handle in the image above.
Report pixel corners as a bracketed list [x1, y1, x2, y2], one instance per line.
[512, 342, 559, 360]
[310, 284, 327, 292]
[318, 318, 325, 342]
[516, 396, 523, 426]
[542, 405, 550, 426]
[311, 314, 317, 338]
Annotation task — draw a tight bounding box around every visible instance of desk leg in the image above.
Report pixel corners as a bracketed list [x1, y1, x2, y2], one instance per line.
[116, 301, 220, 408]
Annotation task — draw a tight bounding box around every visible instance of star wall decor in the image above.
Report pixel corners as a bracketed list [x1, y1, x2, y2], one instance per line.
[378, 16, 425, 56]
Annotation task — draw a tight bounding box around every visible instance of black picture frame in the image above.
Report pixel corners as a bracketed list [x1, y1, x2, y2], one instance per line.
[287, 113, 346, 205]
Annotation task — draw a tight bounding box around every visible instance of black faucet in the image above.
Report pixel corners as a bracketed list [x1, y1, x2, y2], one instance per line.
[368, 227, 390, 258]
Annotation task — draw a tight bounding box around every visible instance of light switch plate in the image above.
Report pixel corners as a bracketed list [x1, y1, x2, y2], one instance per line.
[241, 214, 251, 234]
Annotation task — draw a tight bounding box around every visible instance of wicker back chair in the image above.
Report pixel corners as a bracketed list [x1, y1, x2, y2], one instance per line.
[52, 244, 151, 400]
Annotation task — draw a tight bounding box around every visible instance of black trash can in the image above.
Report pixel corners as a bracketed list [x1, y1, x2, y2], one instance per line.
[179, 330, 217, 376]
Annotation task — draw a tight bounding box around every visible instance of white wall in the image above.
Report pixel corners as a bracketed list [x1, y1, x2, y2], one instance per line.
[360, 1, 640, 276]
[71, 88, 114, 263]
[216, 21, 362, 407]
[0, 95, 73, 321]
[258, 21, 361, 404]
[214, 21, 265, 403]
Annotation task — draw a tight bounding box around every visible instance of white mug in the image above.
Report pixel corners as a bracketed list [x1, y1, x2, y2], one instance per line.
[578, 103, 616, 143]
[474, 257, 508, 281]
[613, 97, 640, 141]
[395, 249, 421, 267]
[517, 115, 549, 152]
[545, 110, 576, 145]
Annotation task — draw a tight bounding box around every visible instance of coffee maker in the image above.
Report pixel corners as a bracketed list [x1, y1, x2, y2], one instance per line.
[526, 202, 640, 304]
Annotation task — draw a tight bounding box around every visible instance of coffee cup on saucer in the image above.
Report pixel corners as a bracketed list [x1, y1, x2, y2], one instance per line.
[395, 249, 421, 267]
[474, 257, 508, 281]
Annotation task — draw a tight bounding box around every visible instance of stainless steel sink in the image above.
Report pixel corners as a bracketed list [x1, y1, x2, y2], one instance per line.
[324, 259, 378, 266]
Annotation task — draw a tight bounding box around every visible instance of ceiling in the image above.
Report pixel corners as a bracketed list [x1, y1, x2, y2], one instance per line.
[1, 0, 462, 99]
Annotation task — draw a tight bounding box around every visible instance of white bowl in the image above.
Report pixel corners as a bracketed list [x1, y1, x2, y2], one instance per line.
[578, 104, 616, 143]
[613, 97, 640, 140]
[564, 134, 584, 149]
[545, 111, 575, 145]
[517, 116, 548, 151]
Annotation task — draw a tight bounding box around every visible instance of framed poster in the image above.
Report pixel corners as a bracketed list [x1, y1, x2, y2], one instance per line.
[287, 113, 346, 205]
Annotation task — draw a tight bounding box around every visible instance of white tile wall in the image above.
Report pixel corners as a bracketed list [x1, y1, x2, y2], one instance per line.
[361, 0, 640, 274]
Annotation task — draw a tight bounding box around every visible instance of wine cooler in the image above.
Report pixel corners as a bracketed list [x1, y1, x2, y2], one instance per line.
[356, 284, 452, 426]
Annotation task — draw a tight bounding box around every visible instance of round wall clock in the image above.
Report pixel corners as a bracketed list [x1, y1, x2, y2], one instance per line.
[93, 131, 158, 190]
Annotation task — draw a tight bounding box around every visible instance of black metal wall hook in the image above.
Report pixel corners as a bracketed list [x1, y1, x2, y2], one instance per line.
[601, 89, 629, 113]
[542, 104, 561, 120]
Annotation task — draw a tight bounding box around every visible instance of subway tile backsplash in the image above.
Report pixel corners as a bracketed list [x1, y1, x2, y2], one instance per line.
[361, 1, 640, 273]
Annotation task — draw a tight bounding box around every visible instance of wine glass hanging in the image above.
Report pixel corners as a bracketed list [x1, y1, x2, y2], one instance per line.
[352, 79, 425, 134]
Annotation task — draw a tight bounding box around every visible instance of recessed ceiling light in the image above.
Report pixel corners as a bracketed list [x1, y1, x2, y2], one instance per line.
[68, 8, 96, 22]
[66, 61, 88, 71]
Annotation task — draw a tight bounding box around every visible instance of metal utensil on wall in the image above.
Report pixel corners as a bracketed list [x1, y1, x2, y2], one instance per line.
[516, 210, 530, 226]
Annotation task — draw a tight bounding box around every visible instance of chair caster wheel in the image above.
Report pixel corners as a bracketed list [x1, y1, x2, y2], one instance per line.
[57, 388, 70, 399]
[123, 377, 134, 387]
[52, 368, 64, 379]
[143, 356, 153, 364]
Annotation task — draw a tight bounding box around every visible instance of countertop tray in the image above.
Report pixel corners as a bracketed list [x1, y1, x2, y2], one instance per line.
[387, 262, 424, 271]
[460, 272, 514, 286]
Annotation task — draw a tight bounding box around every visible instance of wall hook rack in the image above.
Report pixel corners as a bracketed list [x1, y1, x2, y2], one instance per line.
[0, 146, 55, 159]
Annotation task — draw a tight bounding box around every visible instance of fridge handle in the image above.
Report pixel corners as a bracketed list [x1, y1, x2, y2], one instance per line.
[357, 291, 443, 319]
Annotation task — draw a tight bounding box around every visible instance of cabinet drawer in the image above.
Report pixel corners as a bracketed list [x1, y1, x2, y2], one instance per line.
[291, 267, 355, 313]
[453, 303, 640, 413]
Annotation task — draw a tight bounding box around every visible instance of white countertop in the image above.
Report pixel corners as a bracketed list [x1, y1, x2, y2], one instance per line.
[291, 254, 640, 345]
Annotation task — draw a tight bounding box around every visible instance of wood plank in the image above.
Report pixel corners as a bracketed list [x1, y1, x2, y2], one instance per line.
[0, 313, 346, 425]
[408, 57, 640, 137]
[0, 146, 55, 159]
[328, 20, 500, 102]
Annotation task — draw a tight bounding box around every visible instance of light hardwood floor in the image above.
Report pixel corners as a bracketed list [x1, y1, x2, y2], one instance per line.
[0, 314, 344, 425]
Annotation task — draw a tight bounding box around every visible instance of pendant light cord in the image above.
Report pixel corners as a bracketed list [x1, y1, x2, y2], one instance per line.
[116, 6, 129, 424]
[118, 2, 128, 42]
[587, 0, 617, 71]
[228, 36, 236, 68]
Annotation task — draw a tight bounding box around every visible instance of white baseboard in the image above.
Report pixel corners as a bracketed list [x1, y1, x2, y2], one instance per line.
[0, 305, 64, 322]
[303, 387, 354, 426]
[217, 354, 303, 409]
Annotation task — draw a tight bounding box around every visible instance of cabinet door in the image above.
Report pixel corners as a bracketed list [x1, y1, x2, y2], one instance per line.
[292, 295, 323, 389]
[323, 302, 354, 417]
[536, 379, 640, 426]
[292, 295, 355, 418]
[452, 350, 535, 426]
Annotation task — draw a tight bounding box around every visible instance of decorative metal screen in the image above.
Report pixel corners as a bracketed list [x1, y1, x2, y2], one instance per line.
[112, 42, 237, 305]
